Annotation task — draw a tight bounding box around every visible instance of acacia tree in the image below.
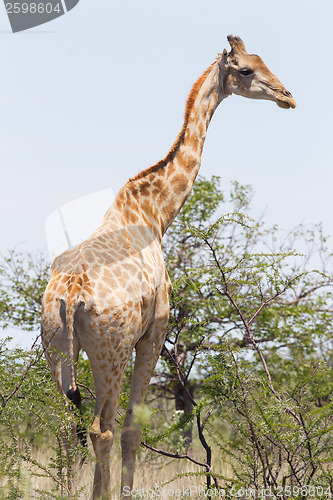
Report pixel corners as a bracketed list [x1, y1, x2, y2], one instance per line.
[146, 176, 333, 495]
[193, 211, 333, 494]
[155, 176, 224, 445]
[156, 177, 333, 400]
[0, 249, 49, 331]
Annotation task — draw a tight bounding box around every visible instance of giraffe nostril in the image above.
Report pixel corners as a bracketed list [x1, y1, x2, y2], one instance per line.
[283, 89, 292, 98]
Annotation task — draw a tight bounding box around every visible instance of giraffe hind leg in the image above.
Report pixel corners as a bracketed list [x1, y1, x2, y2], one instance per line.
[121, 286, 170, 497]
[79, 327, 135, 499]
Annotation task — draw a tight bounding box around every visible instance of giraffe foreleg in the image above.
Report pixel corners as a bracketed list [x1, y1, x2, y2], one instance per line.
[121, 288, 170, 498]
[90, 415, 114, 500]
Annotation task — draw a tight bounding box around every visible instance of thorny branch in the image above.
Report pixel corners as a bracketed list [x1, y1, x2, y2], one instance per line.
[0, 328, 59, 413]
[204, 237, 305, 424]
[199, 233, 330, 488]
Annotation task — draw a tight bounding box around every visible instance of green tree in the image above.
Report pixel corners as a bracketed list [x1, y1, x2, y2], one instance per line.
[147, 176, 333, 494]
[0, 249, 50, 331]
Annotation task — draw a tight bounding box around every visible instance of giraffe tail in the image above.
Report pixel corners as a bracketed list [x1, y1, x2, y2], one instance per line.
[60, 298, 88, 453]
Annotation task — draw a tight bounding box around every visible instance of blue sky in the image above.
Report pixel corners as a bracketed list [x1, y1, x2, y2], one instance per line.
[0, 0, 332, 346]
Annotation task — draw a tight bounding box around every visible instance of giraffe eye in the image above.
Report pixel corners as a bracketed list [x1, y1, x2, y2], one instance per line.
[240, 68, 253, 77]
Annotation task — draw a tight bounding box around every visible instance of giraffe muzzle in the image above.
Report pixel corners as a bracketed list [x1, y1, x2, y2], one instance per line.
[276, 98, 296, 109]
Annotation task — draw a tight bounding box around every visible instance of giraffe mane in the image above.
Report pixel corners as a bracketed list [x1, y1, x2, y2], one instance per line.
[128, 62, 216, 183]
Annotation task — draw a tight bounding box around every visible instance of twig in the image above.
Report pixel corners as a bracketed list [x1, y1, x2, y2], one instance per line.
[1, 328, 59, 413]
[141, 441, 225, 499]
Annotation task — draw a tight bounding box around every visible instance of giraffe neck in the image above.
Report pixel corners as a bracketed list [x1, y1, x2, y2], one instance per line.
[115, 59, 227, 238]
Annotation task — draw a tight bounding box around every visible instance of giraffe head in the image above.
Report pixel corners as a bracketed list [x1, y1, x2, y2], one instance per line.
[220, 35, 296, 109]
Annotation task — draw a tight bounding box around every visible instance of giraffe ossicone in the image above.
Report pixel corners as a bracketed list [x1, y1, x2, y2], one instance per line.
[41, 35, 295, 499]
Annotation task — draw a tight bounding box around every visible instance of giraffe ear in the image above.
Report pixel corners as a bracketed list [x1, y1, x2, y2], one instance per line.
[220, 48, 231, 68]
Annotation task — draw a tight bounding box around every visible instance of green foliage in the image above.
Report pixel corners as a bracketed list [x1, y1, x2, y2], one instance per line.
[158, 175, 333, 491]
[0, 250, 50, 330]
[203, 346, 333, 491]
[133, 404, 152, 429]
[0, 337, 92, 498]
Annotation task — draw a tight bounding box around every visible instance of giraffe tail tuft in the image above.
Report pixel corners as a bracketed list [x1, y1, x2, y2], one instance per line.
[67, 387, 88, 454]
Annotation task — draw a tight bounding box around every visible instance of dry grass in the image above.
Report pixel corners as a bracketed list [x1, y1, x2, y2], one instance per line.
[0, 433, 232, 499]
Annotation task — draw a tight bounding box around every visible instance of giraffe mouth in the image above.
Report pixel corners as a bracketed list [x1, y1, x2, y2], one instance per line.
[261, 81, 296, 109]
[277, 98, 295, 109]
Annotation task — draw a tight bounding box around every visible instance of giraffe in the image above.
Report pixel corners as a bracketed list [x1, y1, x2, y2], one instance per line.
[41, 35, 295, 499]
